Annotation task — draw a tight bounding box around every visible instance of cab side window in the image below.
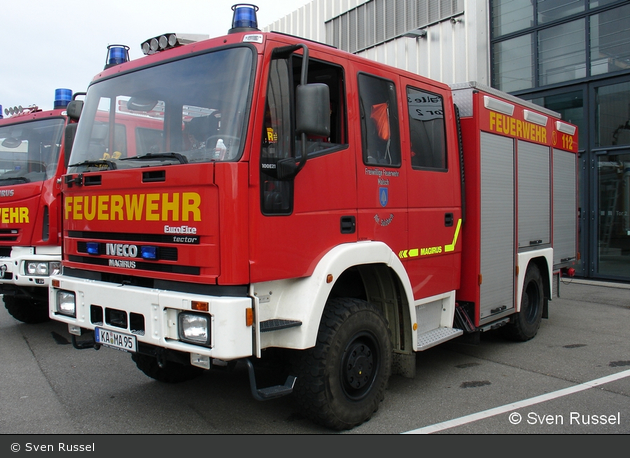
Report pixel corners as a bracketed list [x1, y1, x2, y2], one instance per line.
[407, 87, 447, 170]
[358, 74, 401, 167]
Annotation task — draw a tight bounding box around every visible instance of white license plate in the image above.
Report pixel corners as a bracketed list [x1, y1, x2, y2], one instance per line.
[95, 327, 137, 352]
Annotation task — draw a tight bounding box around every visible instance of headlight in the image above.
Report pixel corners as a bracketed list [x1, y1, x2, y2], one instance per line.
[178, 313, 211, 346]
[26, 261, 59, 276]
[27, 261, 49, 276]
[56, 290, 76, 317]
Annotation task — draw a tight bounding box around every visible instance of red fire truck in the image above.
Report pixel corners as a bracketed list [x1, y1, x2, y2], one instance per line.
[0, 90, 79, 323]
[49, 5, 578, 430]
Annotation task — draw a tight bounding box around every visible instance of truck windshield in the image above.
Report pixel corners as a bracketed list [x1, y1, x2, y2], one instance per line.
[69, 47, 254, 171]
[0, 118, 65, 184]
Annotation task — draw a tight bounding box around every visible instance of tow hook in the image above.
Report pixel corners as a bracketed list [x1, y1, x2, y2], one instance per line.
[71, 333, 100, 350]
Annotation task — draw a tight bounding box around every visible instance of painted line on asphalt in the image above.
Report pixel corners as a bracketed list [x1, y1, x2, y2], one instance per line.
[403, 369, 630, 434]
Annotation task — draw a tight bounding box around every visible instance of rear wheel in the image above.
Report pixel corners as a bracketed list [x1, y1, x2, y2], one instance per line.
[3, 296, 50, 324]
[131, 353, 204, 383]
[292, 297, 392, 430]
[502, 263, 545, 341]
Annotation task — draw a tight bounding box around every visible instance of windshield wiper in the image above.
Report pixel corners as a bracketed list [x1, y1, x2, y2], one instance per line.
[68, 160, 118, 170]
[120, 152, 188, 164]
[0, 176, 30, 183]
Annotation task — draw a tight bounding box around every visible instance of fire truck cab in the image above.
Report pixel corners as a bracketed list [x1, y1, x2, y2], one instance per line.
[49, 5, 578, 430]
[0, 90, 76, 323]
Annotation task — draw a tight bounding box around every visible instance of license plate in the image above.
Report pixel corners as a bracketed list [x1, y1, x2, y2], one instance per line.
[95, 327, 137, 352]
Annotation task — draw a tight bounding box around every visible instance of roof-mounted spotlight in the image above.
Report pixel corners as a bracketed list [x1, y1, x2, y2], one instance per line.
[140, 33, 207, 55]
[105, 45, 130, 69]
[229, 4, 260, 34]
[403, 29, 428, 39]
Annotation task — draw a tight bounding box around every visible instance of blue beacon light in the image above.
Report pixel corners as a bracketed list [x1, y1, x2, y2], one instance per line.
[229, 4, 260, 34]
[105, 45, 130, 69]
[54, 89, 72, 109]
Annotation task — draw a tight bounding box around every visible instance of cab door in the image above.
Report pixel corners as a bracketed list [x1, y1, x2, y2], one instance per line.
[354, 69, 408, 258]
[401, 78, 463, 300]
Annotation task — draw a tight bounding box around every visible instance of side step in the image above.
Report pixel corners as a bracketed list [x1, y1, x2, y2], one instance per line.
[417, 327, 464, 351]
[260, 319, 302, 333]
[244, 358, 297, 401]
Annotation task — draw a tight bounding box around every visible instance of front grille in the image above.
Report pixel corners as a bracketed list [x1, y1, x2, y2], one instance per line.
[77, 242, 178, 261]
[0, 230, 19, 243]
[68, 255, 200, 275]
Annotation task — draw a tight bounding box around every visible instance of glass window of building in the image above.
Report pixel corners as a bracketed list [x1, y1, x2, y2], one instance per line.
[493, 34, 534, 92]
[538, 19, 586, 86]
[492, 0, 534, 36]
[590, 2, 630, 76]
[538, 0, 585, 24]
[595, 81, 630, 148]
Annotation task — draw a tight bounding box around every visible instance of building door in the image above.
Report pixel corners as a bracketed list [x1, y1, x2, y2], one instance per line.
[591, 78, 630, 280]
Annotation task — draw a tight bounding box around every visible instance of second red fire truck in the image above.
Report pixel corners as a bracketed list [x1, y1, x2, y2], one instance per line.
[0, 90, 76, 323]
[49, 5, 579, 430]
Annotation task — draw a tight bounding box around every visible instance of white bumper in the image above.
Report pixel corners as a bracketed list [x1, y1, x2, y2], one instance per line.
[0, 246, 61, 288]
[49, 275, 254, 360]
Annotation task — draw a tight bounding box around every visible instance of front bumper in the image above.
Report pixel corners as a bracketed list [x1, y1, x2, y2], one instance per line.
[0, 246, 61, 288]
[49, 274, 254, 361]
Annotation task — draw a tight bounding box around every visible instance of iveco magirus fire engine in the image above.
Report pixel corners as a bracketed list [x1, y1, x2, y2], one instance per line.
[0, 90, 78, 323]
[49, 4, 578, 430]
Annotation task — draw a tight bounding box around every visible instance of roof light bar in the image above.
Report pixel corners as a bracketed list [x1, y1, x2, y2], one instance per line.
[229, 4, 260, 34]
[105, 44, 130, 69]
[4, 105, 40, 117]
[140, 33, 207, 55]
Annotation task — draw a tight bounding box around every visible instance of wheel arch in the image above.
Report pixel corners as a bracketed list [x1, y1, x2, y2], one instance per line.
[517, 249, 552, 317]
[253, 241, 415, 352]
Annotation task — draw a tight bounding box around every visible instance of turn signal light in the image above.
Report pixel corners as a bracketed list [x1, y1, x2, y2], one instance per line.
[192, 300, 209, 312]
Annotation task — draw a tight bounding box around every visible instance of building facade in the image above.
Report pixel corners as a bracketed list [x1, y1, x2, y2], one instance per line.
[265, 0, 630, 282]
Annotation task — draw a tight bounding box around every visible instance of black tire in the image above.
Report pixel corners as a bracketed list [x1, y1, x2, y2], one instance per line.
[502, 263, 545, 341]
[292, 297, 393, 430]
[3, 296, 50, 324]
[131, 353, 204, 383]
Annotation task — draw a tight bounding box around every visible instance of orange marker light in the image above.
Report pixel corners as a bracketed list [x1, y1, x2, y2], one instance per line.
[246, 308, 254, 327]
[192, 300, 209, 312]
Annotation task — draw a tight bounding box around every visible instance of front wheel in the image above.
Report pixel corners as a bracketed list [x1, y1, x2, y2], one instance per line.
[3, 296, 50, 324]
[502, 263, 545, 341]
[292, 297, 392, 430]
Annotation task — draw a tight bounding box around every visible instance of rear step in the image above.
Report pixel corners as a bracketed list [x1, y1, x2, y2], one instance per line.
[417, 327, 463, 351]
[244, 358, 297, 401]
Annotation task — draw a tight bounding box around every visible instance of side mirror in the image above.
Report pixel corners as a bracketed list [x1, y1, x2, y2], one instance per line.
[296, 83, 330, 137]
[66, 100, 83, 121]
